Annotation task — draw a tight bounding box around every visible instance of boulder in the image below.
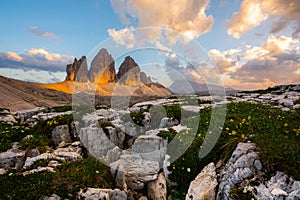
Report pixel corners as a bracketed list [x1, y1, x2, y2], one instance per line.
[51, 125, 72, 145]
[147, 173, 167, 200]
[80, 127, 115, 159]
[159, 117, 179, 128]
[105, 146, 122, 164]
[0, 145, 25, 169]
[186, 163, 217, 200]
[110, 154, 160, 190]
[217, 143, 262, 200]
[78, 188, 126, 200]
[132, 135, 166, 167]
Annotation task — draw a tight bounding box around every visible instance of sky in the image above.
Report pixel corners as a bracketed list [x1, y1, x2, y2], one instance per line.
[0, 0, 299, 90]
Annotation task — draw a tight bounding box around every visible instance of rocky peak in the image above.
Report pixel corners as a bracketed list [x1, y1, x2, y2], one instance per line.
[65, 56, 88, 82]
[89, 48, 116, 84]
[117, 56, 151, 86]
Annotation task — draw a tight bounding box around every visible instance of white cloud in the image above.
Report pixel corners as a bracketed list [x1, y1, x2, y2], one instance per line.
[107, 27, 136, 49]
[0, 48, 74, 72]
[226, 0, 300, 38]
[109, 0, 214, 47]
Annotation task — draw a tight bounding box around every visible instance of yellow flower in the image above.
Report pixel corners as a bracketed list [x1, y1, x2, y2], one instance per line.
[241, 134, 245, 139]
[242, 119, 246, 123]
[225, 127, 230, 131]
[232, 130, 237, 135]
[229, 119, 234, 122]
[284, 123, 288, 127]
[248, 116, 251, 120]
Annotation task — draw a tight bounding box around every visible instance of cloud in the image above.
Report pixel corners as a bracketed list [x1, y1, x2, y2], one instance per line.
[0, 67, 66, 83]
[209, 49, 240, 73]
[0, 48, 74, 72]
[214, 35, 300, 89]
[109, 0, 214, 46]
[226, 0, 300, 38]
[28, 26, 57, 39]
[107, 27, 136, 49]
[7, 52, 23, 61]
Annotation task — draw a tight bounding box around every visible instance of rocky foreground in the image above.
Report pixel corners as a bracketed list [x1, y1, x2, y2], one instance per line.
[0, 84, 299, 199]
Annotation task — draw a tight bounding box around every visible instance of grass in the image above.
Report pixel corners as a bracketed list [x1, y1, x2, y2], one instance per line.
[0, 157, 114, 200]
[0, 114, 74, 153]
[47, 105, 72, 113]
[158, 102, 300, 199]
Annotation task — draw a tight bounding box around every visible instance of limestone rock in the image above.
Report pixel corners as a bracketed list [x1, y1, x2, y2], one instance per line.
[110, 154, 160, 190]
[217, 143, 261, 200]
[159, 117, 179, 128]
[79, 127, 115, 159]
[0, 146, 25, 169]
[39, 193, 61, 200]
[117, 56, 141, 86]
[132, 135, 166, 167]
[147, 173, 167, 200]
[105, 146, 122, 164]
[89, 48, 116, 83]
[186, 163, 217, 200]
[51, 125, 72, 146]
[65, 56, 89, 82]
[78, 188, 126, 200]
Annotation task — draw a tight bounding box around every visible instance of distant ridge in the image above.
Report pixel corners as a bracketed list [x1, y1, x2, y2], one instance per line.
[169, 80, 236, 95]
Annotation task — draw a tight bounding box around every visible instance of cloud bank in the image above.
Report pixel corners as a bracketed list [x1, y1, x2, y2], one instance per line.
[209, 35, 300, 89]
[0, 48, 74, 72]
[227, 0, 300, 38]
[108, 0, 214, 47]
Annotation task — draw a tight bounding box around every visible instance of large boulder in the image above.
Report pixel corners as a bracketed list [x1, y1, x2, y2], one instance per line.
[132, 135, 166, 167]
[186, 163, 218, 200]
[89, 48, 116, 84]
[110, 154, 160, 190]
[79, 127, 115, 159]
[51, 125, 72, 146]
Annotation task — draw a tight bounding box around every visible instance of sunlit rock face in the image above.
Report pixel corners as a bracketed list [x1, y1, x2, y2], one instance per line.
[65, 56, 88, 82]
[117, 56, 141, 87]
[89, 48, 116, 84]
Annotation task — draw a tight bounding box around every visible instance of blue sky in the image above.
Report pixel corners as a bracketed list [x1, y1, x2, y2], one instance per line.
[0, 0, 299, 89]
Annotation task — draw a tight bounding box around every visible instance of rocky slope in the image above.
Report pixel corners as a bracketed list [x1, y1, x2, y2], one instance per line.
[0, 85, 299, 199]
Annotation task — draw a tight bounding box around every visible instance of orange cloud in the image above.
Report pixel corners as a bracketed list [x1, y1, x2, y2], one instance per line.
[109, 0, 214, 46]
[7, 52, 23, 61]
[227, 0, 300, 38]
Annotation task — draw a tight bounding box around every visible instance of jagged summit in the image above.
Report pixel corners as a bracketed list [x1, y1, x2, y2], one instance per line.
[64, 49, 152, 87]
[89, 48, 116, 84]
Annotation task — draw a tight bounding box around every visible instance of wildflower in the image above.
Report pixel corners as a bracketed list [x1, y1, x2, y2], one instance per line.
[242, 119, 246, 123]
[187, 168, 191, 172]
[225, 127, 230, 131]
[284, 123, 288, 127]
[229, 119, 234, 123]
[241, 134, 245, 139]
[232, 130, 237, 135]
[248, 116, 251, 120]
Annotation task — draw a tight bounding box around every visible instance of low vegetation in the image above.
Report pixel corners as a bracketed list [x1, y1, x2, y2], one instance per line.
[158, 102, 300, 199]
[0, 157, 115, 200]
[0, 102, 299, 199]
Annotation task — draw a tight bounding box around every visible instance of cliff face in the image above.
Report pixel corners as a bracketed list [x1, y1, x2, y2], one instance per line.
[65, 56, 88, 82]
[89, 48, 116, 84]
[65, 49, 151, 87]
